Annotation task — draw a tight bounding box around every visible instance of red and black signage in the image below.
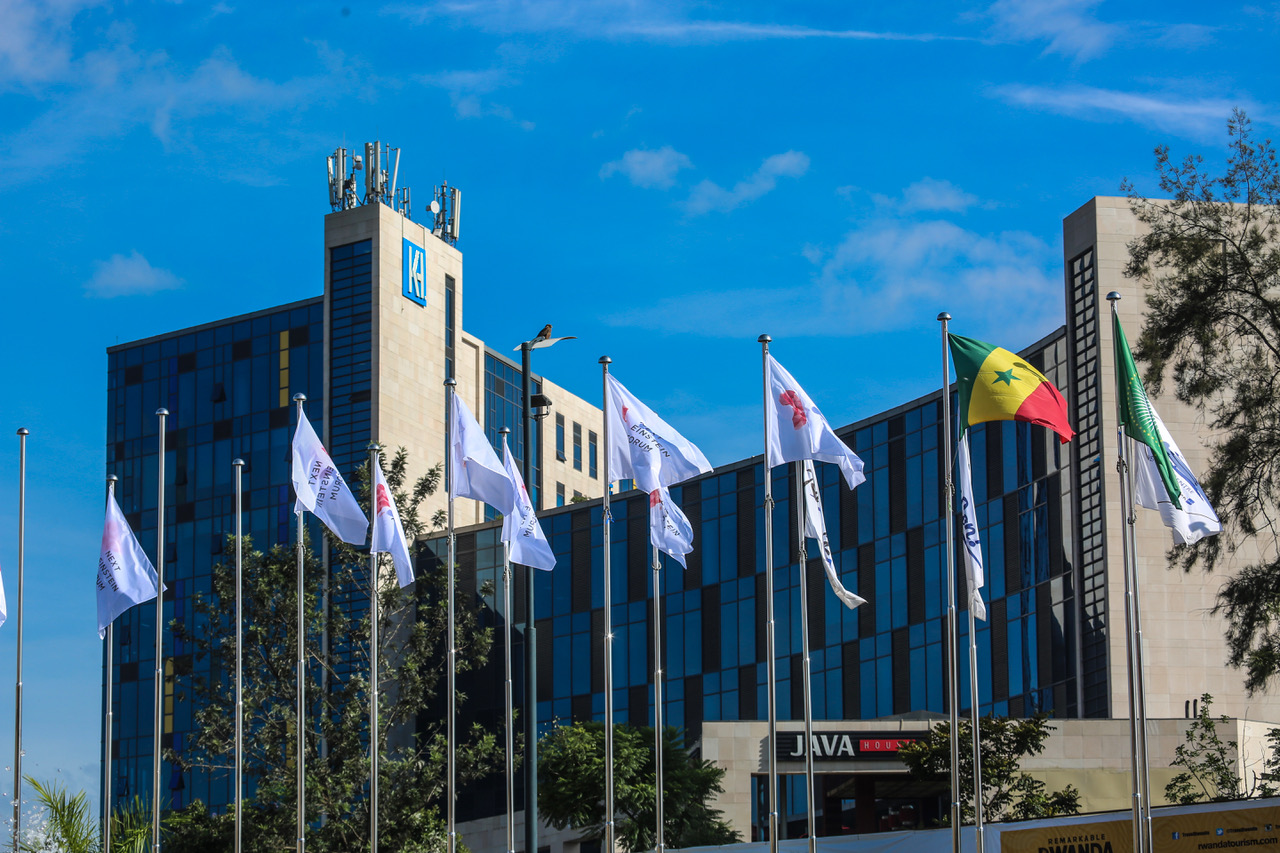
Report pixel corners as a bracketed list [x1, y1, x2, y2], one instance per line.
[775, 731, 923, 761]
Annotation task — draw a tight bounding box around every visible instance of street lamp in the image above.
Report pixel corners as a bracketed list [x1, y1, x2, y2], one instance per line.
[512, 327, 575, 853]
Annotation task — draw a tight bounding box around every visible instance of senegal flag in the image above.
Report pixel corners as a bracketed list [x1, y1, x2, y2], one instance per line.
[948, 333, 1075, 444]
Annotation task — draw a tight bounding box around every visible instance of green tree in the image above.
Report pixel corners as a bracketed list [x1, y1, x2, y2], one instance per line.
[170, 448, 501, 852]
[1165, 693, 1253, 804]
[898, 714, 1081, 825]
[538, 722, 741, 852]
[1122, 109, 1280, 693]
[21, 777, 99, 853]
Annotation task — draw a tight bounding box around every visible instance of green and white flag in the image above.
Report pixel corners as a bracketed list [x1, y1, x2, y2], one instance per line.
[1113, 312, 1181, 509]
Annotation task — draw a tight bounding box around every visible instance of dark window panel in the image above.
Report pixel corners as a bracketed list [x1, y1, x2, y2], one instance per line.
[906, 527, 925, 625]
[892, 628, 910, 714]
[857, 544, 875, 638]
[1004, 493, 1021, 596]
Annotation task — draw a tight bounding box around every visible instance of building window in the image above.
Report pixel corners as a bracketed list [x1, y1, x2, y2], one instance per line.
[556, 482, 565, 507]
[556, 414, 566, 461]
[573, 422, 582, 471]
[589, 430, 598, 479]
[444, 274, 455, 381]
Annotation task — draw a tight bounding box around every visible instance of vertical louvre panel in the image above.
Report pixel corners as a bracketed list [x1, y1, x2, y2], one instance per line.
[571, 510, 592, 613]
[1004, 493, 1021, 595]
[537, 617, 553, 702]
[842, 641, 860, 720]
[892, 628, 910, 714]
[738, 470, 756, 578]
[685, 675, 703, 741]
[840, 474, 858, 548]
[907, 527, 925, 624]
[889, 437, 907, 534]
[591, 609, 605, 694]
[986, 422, 1004, 501]
[683, 482, 702, 586]
[806, 558, 825, 650]
[990, 597, 1009, 701]
[629, 685, 649, 726]
[628, 496, 647, 602]
[858, 543, 876, 638]
[702, 586, 721, 673]
[739, 664, 757, 720]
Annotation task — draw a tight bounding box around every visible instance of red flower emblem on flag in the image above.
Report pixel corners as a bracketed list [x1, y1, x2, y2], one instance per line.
[376, 483, 392, 515]
[779, 390, 808, 429]
[649, 489, 662, 508]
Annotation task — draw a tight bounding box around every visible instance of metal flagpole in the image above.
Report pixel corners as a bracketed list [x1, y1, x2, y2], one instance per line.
[12, 428, 28, 852]
[498, 427, 515, 853]
[292, 393, 307, 853]
[937, 315, 962, 853]
[152, 410, 168, 853]
[519, 342, 540, 853]
[651, 543, 665, 853]
[598, 357, 616, 853]
[1106, 293, 1148, 853]
[758, 334, 780, 853]
[1132, 515, 1154, 853]
[968, 607, 984, 853]
[445, 379, 458, 853]
[369, 446, 381, 853]
[105, 474, 118, 853]
[233, 458, 245, 853]
[794, 463, 816, 853]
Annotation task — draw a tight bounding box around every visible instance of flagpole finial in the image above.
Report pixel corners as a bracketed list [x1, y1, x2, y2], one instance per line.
[16, 428, 28, 436]
[107, 474, 118, 484]
[937, 312, 950, 322]
[758, 334, 771, 343]
[499, 426, 510, 435]
[232, 458, 244, 468]
[292, 393, 306, 403]
[599, 356, 611, 365]
[156, 408, 168, 417]
[1106, 291, 1122, 303]
[444, 378, 457, 388]
[369, 444, 380, 454]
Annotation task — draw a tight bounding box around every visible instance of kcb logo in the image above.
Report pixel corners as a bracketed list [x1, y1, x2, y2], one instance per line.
[403, 239, 426, 306]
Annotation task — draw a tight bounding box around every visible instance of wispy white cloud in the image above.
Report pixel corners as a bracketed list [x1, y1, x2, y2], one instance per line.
[987, 0, 1118, 61]
[683, 151, 809, 216]
[881, 177, 980, 213]
[0, 38, 348, 184]
[418, 67, 534, 129]
[0, 0, 104, 91]
[992, 83, 1247, 140]
[600, 146, 692, 189]
[384, 0, 963, 43]
[604, 203, 1060, 341]
[85, 251, 182, 298]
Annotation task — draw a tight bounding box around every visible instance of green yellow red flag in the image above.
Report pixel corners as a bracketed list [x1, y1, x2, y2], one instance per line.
[948, 333, 1075, 443]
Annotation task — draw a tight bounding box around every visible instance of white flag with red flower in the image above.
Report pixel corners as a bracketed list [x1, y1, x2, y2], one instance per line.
[97, 490, 161, 639]
[765, 354, 865, 490]
[605, 374, 713, 494]
[649, 485, 694, 569]
[371, 459, 414, 588]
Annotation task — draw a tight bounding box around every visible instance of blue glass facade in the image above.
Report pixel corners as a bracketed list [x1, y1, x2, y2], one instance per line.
[104, 298, 325, 812]
[433, 330, 1080, 838]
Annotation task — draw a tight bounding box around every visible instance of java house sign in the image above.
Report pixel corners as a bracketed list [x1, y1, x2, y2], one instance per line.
[776, 731, 923, 762]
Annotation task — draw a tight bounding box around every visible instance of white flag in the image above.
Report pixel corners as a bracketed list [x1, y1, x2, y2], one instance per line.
[292, 409, 369, 545]
[449, 393, 516, 515]
[606, 374, 712, 494]
[765, 355, 865, 490]
[0, 562, 8, 628]
[957, 433, 987, 621]
[97, 491, 161, 639]
[501, 440, 556, 571]
[1134, 408, 1221, 545]
[649, 486, 695, 569]
[371, 460, 414, 588]
[802, 460, 865, 609]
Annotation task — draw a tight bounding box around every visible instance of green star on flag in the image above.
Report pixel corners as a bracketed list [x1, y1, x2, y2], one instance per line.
[1113, 312, 1181, 509]
[993, 368, 1019, 386]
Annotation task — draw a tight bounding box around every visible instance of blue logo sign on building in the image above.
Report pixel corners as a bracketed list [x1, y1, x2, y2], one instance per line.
[403, 238, 426, 306]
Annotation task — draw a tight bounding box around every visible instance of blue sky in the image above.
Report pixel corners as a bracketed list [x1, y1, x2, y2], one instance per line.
[0, 0, 1273, 813]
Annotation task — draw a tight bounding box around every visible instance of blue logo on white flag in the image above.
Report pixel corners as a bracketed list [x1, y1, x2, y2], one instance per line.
[402, 238, 426, 306]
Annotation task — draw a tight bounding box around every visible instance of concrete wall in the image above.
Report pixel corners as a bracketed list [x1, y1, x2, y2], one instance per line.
[1063, 196, 1279, 723]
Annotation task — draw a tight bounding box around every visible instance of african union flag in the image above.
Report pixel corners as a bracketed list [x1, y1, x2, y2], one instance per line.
[948, 333, 1075, 444]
